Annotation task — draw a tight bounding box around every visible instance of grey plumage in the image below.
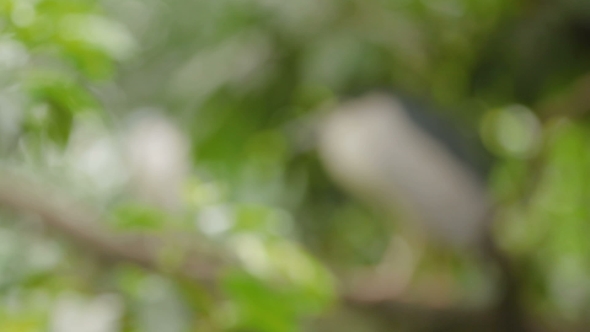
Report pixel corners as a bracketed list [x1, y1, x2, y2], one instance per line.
[317, 93, 490, 248]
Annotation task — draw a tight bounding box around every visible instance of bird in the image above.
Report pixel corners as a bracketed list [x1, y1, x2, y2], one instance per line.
[317, 92, 491, 248]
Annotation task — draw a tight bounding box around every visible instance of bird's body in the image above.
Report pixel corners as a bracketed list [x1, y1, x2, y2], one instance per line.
[318, 93, 490, 248]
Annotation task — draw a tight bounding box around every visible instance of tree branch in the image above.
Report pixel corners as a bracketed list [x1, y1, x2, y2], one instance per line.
[0, 170, 223, 285]
[1, 170, 586, 331]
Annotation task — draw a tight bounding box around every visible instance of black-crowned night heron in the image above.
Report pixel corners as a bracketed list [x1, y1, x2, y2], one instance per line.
[317, 92, 491, 248]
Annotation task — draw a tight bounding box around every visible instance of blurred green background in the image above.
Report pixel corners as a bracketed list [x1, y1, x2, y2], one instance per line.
[2, 0, 590, 331]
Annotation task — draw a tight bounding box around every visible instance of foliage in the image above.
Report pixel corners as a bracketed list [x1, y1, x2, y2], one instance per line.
[2, 0, 590, 331]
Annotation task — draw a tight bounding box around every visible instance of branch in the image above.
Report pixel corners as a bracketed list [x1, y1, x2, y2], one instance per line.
[336, 209, 532, 331]
[0, 170, 223, 285]
[2, 170, 586, 331]
[345, 297, 495, 332]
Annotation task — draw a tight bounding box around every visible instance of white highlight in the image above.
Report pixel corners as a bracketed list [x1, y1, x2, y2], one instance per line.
[125, 113, 189, 211]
